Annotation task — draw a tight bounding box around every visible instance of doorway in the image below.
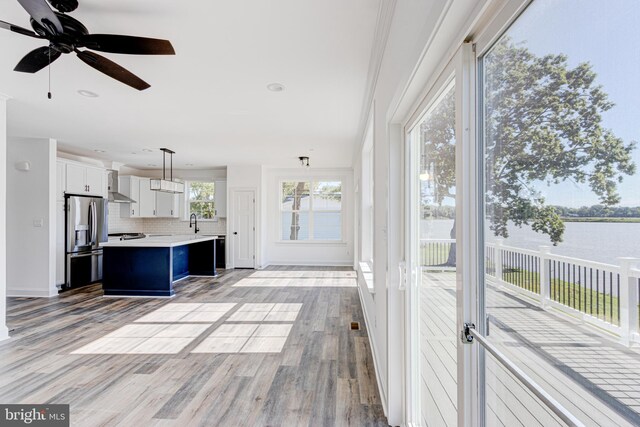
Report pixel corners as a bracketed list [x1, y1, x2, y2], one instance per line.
[231, 189, 256, 269]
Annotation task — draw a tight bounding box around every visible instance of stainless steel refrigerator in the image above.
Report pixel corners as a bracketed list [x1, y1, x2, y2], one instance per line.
[65, 195, 108, 288]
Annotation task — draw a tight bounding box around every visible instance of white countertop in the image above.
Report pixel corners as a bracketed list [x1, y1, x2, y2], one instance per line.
[101, 234, 218, 248]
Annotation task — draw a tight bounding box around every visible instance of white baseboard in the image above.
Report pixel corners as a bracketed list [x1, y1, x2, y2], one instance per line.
[356, 283, 388, 417]
[0, 326, 9, 342]
[7, 288, 57, 298]
[266, 261, 353, 267]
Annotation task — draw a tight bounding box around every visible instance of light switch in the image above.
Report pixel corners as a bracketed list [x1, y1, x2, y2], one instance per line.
[33, 219, 44, 227]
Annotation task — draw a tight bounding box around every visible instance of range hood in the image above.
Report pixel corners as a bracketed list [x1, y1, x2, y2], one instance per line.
[107, 170, 136, 203]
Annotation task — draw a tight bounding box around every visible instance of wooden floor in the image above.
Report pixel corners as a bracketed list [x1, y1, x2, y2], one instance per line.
[0, 267, 387, 427]
[420, 271, 640, 427]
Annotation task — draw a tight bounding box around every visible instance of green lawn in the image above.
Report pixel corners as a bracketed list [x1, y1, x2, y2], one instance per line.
[500, 268, 623, 325]
[420, 244, 453, 266]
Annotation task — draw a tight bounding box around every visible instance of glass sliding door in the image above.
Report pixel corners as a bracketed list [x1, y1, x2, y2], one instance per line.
[478, 1, 640, 426]
[409, 79, 458, 426]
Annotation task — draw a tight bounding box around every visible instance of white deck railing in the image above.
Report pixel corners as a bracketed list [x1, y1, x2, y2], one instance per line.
[420, 238, 640, 346]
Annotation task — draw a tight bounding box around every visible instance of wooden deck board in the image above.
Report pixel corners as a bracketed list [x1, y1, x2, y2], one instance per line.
[420, 271, 640, 427]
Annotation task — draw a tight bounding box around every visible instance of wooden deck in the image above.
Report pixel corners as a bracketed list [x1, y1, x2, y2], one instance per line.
[420, 271, 640, 427]
[0, 267, 386, 427]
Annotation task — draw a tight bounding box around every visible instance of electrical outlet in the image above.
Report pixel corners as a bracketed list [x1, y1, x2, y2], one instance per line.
[33, 218, 44, 227]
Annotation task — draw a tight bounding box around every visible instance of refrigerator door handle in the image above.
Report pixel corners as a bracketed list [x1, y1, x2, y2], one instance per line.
[88, 202, 93, 245]
[92, 201, 98, 244]
[69, 250, 102, 259]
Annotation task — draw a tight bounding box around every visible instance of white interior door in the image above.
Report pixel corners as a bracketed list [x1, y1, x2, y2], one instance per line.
[232, 190, 255, 268]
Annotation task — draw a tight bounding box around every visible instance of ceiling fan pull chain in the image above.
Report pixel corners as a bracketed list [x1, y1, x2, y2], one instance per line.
[47, 45, 52, 99]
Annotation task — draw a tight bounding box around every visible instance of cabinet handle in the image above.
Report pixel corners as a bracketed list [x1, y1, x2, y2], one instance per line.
[153, 210, 156, 216]
[132, 209, 135, 216]
[171, 210, 173, 216]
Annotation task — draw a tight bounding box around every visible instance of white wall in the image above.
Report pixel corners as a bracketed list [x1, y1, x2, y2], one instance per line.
[7, 137, 57, 297]
[264, 168, 354, 266]
[0, 94, 9, 340]
[226, 165, 263, 268]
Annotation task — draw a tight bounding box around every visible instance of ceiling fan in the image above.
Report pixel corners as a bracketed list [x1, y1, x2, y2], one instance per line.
[0, 0, 175, 91]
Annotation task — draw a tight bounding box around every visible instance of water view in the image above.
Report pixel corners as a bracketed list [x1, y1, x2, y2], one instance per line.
[422, 219, 640, 265]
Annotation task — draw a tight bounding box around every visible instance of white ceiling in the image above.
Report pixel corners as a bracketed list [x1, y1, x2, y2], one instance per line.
[0, 0, 380, 169]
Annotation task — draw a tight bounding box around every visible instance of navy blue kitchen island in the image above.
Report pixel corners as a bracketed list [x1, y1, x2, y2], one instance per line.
[101, 235, 218, 297]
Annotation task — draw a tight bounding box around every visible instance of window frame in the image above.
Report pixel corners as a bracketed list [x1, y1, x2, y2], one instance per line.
[185, 180, 217, 221]
[278, 179, 344, 243]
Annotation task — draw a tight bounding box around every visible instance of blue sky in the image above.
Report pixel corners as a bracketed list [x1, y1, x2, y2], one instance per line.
[505, 0, 640, 207]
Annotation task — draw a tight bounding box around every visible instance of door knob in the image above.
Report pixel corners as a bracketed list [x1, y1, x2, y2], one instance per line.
[233, 232, 238, 235]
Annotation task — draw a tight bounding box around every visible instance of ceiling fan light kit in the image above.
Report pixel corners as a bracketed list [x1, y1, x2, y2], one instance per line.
[2, 0, 175, 92]
[150, 148, 185, 194]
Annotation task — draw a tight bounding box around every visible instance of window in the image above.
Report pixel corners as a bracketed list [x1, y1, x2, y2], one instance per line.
[280, 180, 342, 241]
[187, 181, 215, 220]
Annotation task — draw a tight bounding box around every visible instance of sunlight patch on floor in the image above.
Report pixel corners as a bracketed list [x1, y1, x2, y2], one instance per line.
[71, 303, 300, 355]
[192, 323, 293, 354]
[232, 277, 357, 288]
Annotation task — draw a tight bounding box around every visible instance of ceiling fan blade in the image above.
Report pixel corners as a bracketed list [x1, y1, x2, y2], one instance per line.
[14, 46, 61, 73]
[76, 50, 150, 91]
[82, 34, 175, 55]
[17, 0, 63, 34]
[0, 19, 43, 38]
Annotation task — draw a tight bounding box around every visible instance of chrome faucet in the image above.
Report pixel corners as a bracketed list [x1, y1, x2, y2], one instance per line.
[189, 213, 200, 234]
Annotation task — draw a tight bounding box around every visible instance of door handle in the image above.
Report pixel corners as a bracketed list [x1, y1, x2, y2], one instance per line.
[233, 232, 238, 235]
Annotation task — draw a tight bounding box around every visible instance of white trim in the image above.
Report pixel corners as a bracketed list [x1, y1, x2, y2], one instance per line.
[267, 261, 352, 267]
[353, 0, 397, 161]
[356, 283, 388, 417]
[7, 288, 58, 298]
[456, 42, 480, 427]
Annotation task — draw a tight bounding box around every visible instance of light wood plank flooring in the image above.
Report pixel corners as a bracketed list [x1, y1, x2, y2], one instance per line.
[0, 267, 387, 427]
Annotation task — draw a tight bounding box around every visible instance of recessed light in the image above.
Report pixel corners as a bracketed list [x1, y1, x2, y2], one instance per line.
[78, 89, 99, 98]
[131, 152, 137, 155]
[94, 149, 105, 153]
[185, 163, 194, 167]
[147, 164, 157, 167]
[267, 83, 285, 92]
[142, 149, 153, 153]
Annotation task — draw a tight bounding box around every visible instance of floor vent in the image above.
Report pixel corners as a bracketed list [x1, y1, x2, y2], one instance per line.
[350, 322, 360, 331]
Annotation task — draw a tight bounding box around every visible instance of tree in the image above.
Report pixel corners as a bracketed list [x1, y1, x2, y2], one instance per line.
[282, 181, 309, 240]
[189, 182, 216, 219]
[421, 37, 636, 266]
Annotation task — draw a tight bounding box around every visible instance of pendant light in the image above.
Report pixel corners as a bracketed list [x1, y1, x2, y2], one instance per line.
[150, 148, 185, 193]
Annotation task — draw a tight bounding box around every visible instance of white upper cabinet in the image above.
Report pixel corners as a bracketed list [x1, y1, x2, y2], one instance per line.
[85, 167, 104, 196]
[119, 176, 180, 218]
[156, 191, 179, 218]
[214, 180, 227, 217]
[62, 160, 106, 197]
[119, 176, 141, 218]
[138, 178, 157, 217]
[65, 163, 86, 195]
